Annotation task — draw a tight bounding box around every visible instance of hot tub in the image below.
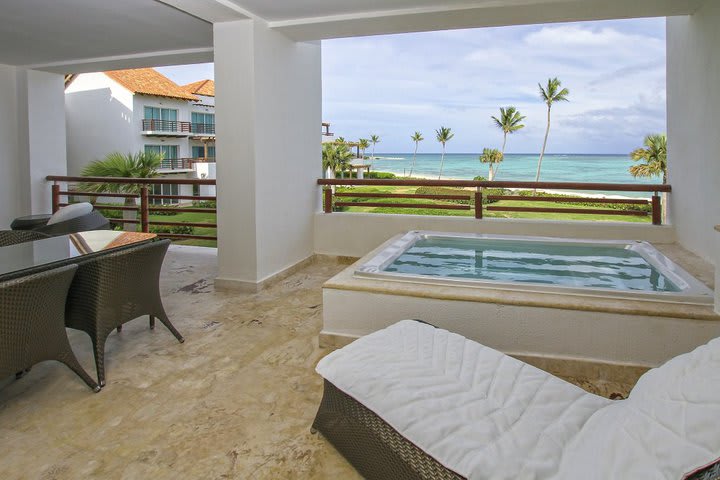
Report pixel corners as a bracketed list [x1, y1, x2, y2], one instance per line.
[355, 231, 714, 305]
[322, 231, 720, 367]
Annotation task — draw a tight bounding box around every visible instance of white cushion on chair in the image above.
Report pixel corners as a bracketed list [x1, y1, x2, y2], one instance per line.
[46, 202, 93, 225]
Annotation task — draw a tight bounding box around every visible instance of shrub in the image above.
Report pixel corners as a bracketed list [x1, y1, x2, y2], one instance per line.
[514, 190, 652, 212]
[149, 224, 196, 235]
[415, 186, 505, 205]
[193, 200, 217, 209]
[366, 171, 397, 179]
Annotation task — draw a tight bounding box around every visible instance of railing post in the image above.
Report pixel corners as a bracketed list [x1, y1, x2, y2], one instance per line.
[51, 183, 60, 213]
[323, 188, 333, 213]
[651, 193, 661, 225]
[474, 188, 483, 219]
[140, 186, 149, 232]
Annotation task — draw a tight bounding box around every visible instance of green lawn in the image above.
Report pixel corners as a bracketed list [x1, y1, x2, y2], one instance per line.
[147, 210, 217, 247]
[334, 186, 651, 223]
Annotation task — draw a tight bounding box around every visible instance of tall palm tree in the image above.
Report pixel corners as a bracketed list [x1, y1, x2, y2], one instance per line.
[535, 77, 569, 182]
[80, 151, 162, 231]
[491, 106, 525, 179]
[358, 138, 370, 164]
[479, 148, 504, 181]
[369, 134, 380, 167]
[435, 126, 454, 179]
[409, 132, 424, 177]
[629, 133, 667, 183]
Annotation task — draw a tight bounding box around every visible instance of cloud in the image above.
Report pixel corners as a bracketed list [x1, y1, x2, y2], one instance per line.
[322, 18, 667, 154]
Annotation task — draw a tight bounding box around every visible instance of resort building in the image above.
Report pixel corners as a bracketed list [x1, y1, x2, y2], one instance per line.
[0, 0, 719, 478]
[65, 68, 216, 201]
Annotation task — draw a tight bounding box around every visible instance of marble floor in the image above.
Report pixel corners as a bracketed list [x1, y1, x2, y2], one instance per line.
[0, 246, 640, 479]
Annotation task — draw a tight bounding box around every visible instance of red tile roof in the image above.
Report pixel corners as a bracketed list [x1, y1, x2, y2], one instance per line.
[183, 79, 215, 97]
[104, 68, 198, 101]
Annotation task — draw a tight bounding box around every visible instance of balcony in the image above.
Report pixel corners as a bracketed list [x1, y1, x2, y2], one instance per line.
[141, 119, 191, 136]
[189, 123, 215, 137]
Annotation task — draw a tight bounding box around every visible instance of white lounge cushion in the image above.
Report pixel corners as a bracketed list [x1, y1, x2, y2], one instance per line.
[553, 337, 720, 480]
[46, 202, 93, 225]
[316, 320, 611, 479]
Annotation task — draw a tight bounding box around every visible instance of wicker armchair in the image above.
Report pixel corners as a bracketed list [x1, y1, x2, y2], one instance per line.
[34, 210, 110, 237]
[0, 265, 99, 392]
[0, 230, 50, 247]
[64, 239, 184, 387]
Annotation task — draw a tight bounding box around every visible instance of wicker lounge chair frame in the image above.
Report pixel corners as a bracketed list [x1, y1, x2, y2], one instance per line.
[312, 319, 720, 480]
[312, 379, 464, 480]
[0, 230, 50, 247]
[34, 210, 110, 236]
[64, 239, 183, 387]
[0, 265, 100, 392]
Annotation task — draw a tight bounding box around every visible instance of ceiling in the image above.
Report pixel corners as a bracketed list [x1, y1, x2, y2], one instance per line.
[0, 0, 214, 68]
[0, 0, 707, 72]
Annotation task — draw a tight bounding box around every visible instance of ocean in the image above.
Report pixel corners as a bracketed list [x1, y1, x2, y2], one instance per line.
[368, 153, 662, 198]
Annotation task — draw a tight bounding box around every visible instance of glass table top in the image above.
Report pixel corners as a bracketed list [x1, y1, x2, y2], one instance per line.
[0, 231, 157, 280]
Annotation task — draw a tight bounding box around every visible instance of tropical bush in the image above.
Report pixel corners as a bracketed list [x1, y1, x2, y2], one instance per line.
[515, 190, 651, 212]
[415, 186, 504, 205]
[193, 200, 217, 209]
[150, 224, 196, 235]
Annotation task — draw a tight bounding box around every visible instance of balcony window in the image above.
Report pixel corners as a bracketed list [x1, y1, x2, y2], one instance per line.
[150, 184, 180, 205]
[143, 106, 179, 132]
[191, 112, 215, 134]
[192, 145, 216, 159]
[145, 145, 179, 169]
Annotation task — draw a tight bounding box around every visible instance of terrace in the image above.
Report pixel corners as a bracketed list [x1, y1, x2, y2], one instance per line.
[1, 0, 719, 478]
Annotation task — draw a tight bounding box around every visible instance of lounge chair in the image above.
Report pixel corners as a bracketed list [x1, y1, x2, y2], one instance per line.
[34, 203, 110, 236]
[0, 230, 49, 247]
[313, 320, 720, 480]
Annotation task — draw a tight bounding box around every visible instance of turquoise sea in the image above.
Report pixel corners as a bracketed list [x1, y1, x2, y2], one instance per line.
[369, 153, 661, 198]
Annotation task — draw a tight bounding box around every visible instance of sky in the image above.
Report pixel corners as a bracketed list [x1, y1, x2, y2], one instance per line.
[158, 17, 667, 155]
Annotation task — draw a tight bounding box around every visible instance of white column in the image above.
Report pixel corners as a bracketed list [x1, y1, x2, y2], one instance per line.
[0, 64, 21, 227]
[667, 3, 720, 262]
[0, 67, 66, 226]
[18, 69, 68, 215]
[214, 20, 322, 289]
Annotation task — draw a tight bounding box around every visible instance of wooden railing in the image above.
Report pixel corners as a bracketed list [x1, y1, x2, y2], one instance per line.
[47, 176, 217, 241]
[190, 122, 215, 135]
[141, 119, 192, 134]
[317, 179, 671, 225]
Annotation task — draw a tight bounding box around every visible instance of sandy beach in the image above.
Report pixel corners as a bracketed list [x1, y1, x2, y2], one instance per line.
[381, 172, 648, 200]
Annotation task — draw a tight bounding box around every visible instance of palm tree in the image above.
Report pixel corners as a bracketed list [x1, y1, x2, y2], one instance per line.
[435, 127, 454, 179]
[629, 133, 667, 183]
[409, 131, 424, 178]
[358, 138, 370, 164]
[479, 148, 504, 181]
[369, 134, 380, 166]
[491, 106, 525, 179]
[80, 151, 162, 231]
[535, 77, 569, 182]
[322, 142, 353, 179]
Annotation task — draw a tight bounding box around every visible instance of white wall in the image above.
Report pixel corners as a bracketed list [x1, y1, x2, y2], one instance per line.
[667, 2, 720, 263]
[65, 73, 134, 175]
[214, 19, 321, 287]
[314, 212, 677, 258]
[0, 64, 20, 227]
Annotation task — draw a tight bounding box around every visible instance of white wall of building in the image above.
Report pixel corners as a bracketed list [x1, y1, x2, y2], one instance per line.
[66, 73, 216, 176]
[667, 2, 720, 264]
[214, 19, 321, 287]
[66, 73, 135, 175]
